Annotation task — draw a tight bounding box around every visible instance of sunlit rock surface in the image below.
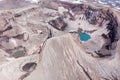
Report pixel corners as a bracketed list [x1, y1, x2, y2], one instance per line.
[0, 0, 120, 80]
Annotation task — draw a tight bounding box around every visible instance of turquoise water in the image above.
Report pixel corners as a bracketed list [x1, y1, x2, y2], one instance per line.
[73, 32, 90, 41]
[78, 32, 91, 41]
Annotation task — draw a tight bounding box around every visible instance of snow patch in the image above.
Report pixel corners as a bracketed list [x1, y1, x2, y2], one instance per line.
[25, 0, 40, 3]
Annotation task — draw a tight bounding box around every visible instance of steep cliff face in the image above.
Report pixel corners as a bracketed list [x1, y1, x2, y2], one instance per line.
[0, 0, 120, 80]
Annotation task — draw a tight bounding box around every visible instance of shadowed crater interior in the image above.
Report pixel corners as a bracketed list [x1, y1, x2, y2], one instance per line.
[22, 62, 37, 72]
